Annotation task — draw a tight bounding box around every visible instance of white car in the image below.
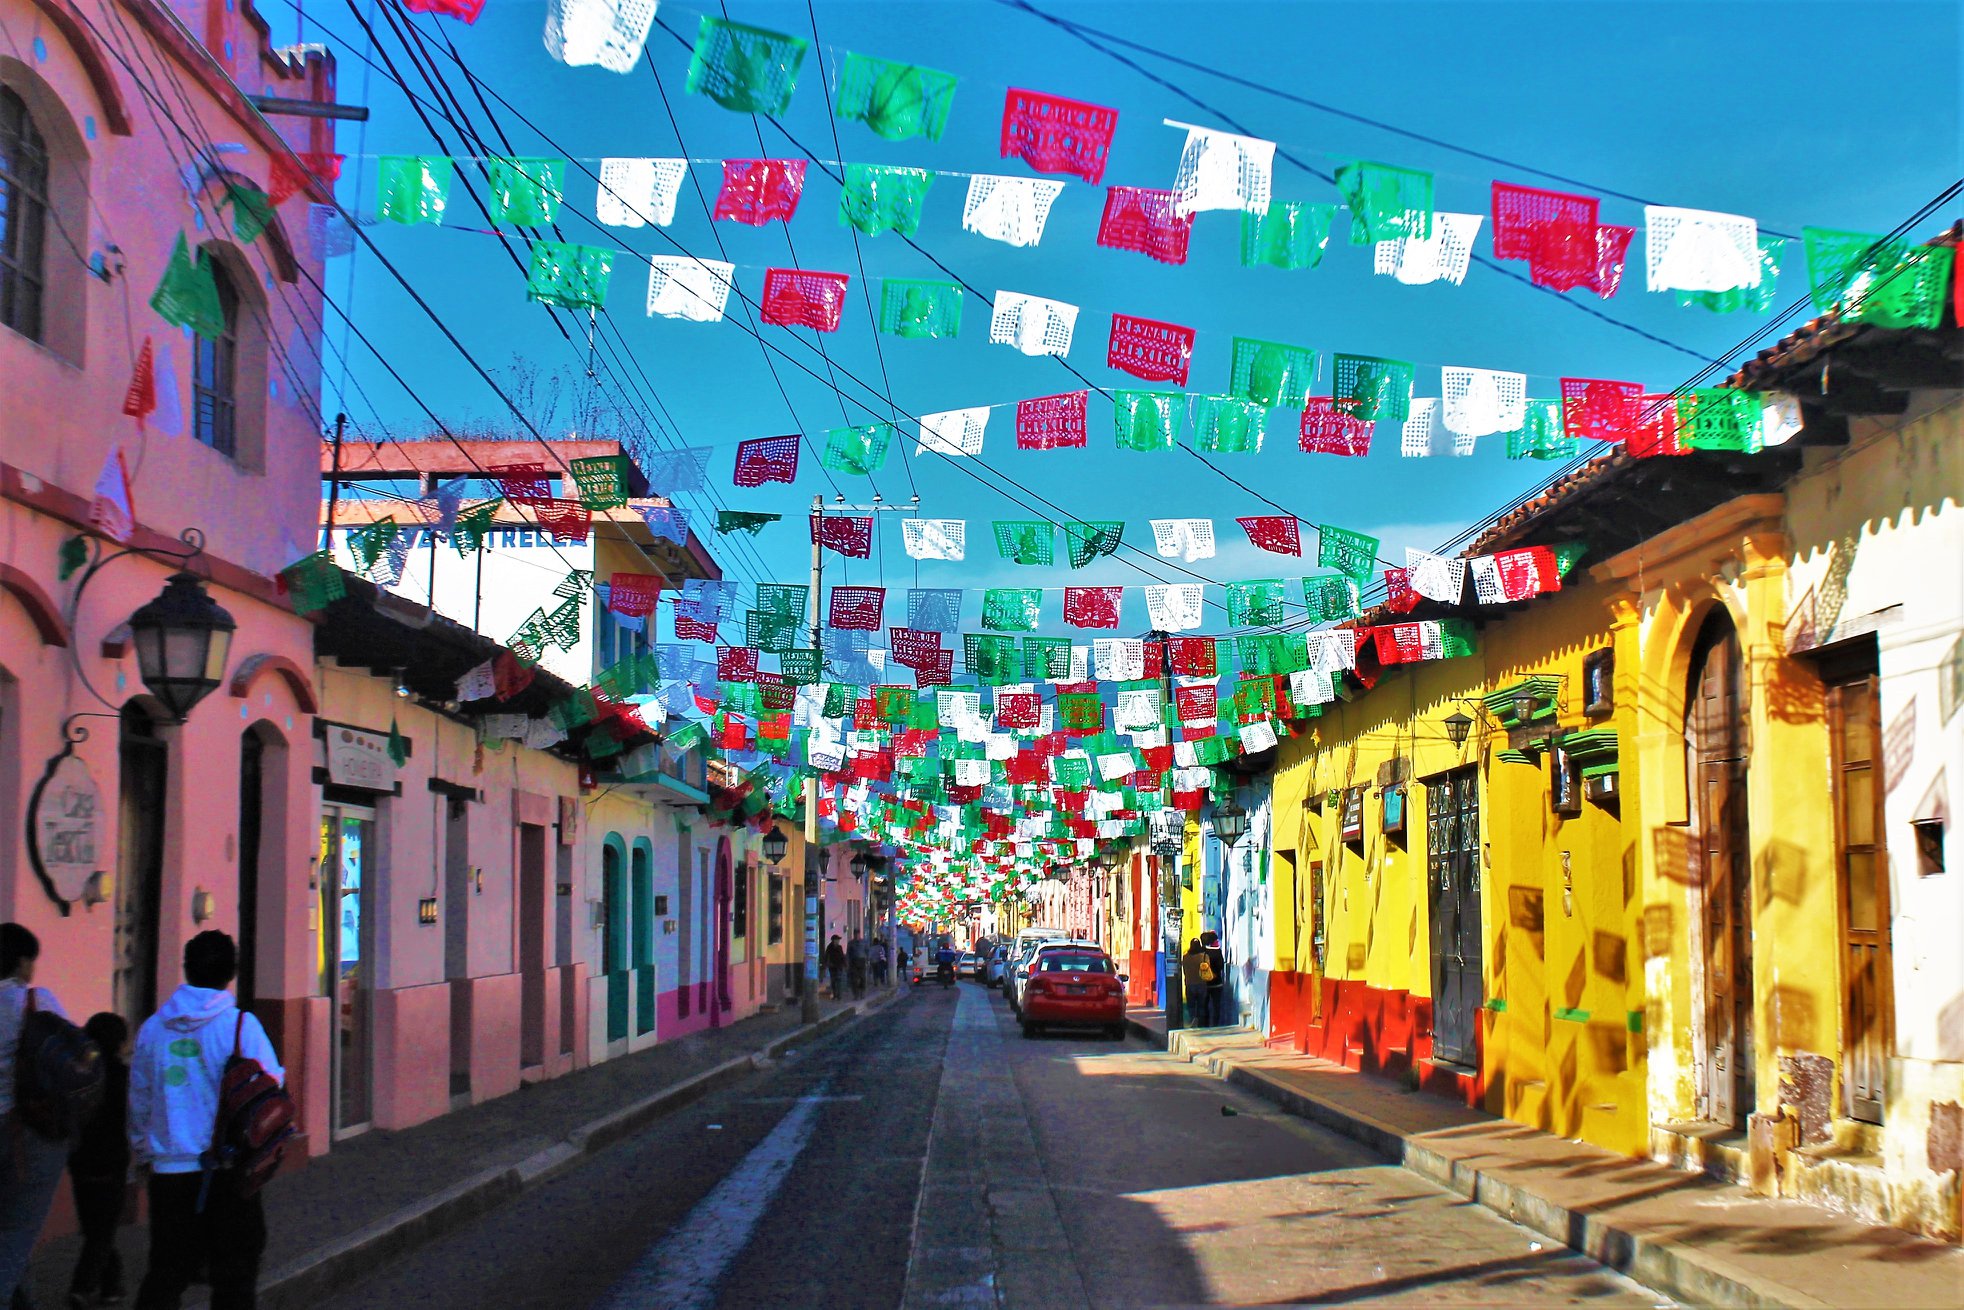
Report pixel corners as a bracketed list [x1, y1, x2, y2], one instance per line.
[1006, 937, 1100, 1015]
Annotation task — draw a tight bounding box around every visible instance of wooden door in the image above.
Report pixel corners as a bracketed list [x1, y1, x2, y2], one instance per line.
[1688, 614, 1753, 1127]
[115, 704, 167, 1026]
[1828, 673, 1892, 1124]
[601, 843, 629, 1044]
[1427, 768, 1483, 1067]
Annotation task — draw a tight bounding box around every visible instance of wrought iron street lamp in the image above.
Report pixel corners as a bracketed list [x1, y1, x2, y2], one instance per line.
[1444, 710, 1474, 746]
[127, 571, 236, 724]
[850, 851, 871, 879]
[1212, 798, 1250, 846]
[761, 826, 789, 865]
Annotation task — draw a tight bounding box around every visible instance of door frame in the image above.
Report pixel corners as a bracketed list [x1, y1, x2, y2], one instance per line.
[1825, 664, 1893, 1125]
[320, 800, 377, 1139]
[1686, 610, 1754, 1128]
[1425, 766, 1483, 1069]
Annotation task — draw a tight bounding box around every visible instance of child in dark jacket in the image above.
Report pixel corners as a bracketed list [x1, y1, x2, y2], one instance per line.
[67, 1012, 129, 1307]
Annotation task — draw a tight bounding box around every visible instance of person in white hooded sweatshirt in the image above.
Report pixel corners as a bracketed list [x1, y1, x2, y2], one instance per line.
[127, 931, 282, 1310]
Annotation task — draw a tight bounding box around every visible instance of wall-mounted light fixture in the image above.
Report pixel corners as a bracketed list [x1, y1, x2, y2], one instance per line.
[191, 888, 216, 924]
[418, 897, 438, 925]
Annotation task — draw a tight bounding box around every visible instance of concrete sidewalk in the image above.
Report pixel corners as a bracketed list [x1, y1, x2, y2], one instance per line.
[1127, 1009, 1964, 1310]
[27, 987, 905, 1309]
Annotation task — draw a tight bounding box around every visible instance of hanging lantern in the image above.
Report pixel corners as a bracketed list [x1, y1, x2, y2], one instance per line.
[127, 571, 236, 724]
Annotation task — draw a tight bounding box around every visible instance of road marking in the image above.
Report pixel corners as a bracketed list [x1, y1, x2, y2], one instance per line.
[740, 1093, 864, 1104]
[598, 1087, 828, 1310]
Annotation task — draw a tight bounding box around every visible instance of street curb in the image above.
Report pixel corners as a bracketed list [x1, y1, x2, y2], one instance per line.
[243, 991, 903, 1310]
[1128, 1018, 1823, 1310]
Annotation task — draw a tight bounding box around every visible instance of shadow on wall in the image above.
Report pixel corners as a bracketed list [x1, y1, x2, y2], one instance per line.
[1936, 991, 1964, 1063]
[1755, 838, 1813, 914]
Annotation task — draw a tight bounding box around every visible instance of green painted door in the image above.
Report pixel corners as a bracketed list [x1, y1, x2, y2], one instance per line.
[603, 843, 628, 1043]
[632, 844, 656, 1036]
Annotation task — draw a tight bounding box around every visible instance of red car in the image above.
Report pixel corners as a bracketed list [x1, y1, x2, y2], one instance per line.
[1018, 945, 1127, 1040]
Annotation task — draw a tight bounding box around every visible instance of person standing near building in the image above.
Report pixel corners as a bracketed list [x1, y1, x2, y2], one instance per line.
[823, 935, 848, 1001]
[1179, 939, 1211, 1029]
[0, 924, 77, 1305]
[129, 931, 283, 1310]
[846, 936, 869, 1000]
[68, 1012, 132, 1307]
[870, 938, 889, 987]
[1200, 931, 1228, 1028]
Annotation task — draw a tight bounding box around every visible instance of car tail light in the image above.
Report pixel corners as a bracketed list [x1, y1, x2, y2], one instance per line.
[1025, 977, 1046, 996]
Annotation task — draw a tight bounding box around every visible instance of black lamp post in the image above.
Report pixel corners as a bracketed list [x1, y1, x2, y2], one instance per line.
[850, 851, 871, 879]
[1444, 710, 1474, 745]
[127, 571, 236, 724]
[1212, 798, 1251, 847]
[761, 826, 789, 865]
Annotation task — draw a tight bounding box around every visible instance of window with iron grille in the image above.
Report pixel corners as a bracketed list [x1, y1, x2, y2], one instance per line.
[193, 258, 240, 457]
[0, 87, 50, 342]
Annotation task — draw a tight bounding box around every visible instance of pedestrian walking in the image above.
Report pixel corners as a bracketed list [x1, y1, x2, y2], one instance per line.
[896, 947, 911, 986]
[846, 936, 868, 1000]
[129, 931, 283, 1310]
[1201, 931, 1227, 1028]
[823, 935, 847, 1000]
[0, 924, 86, 1307]
[1179, 939, 1211, 1029]
[68, 1012, 132, 1308]
[871, 938, 889, 986]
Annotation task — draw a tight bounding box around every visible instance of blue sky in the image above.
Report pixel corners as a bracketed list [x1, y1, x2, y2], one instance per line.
[308, 0, 1961, 626]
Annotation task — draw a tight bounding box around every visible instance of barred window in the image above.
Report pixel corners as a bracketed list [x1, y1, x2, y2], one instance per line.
[0, 87, 50, 342]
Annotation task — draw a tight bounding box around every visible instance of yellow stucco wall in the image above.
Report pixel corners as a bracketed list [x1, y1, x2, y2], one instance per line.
[1270, 565, 1648, 1157]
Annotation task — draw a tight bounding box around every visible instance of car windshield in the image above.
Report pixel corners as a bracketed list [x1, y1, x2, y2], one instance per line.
[1035, 952, 1111, 974]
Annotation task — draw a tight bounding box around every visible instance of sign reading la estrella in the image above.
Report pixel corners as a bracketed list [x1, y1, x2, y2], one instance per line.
[326, 726, 397, 791]
[28, 751, 102, 907]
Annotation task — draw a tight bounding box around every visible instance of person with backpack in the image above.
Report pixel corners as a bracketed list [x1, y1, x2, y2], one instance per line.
[1179, 938, 1211, 1029]
[0, 923, 92, 1306]
[68, 1012, 131, 1309]
[1201, 930, 1228, 1028]
[128, 932, 286, 1310]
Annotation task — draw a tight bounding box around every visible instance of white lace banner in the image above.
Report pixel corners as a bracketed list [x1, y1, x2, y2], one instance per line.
[1144, 583, 1205, 632]
[962, 174, 1066, 247]
[646, 256, 734, 322]
[917, 406, 989, 457]
[902, 518, 966, 561]
[1645, 205, 1760, 293]
[1168, 121, 1275, 218]
[1374, 211, 1483, 285]
[989, 291, 1078, 357]
[596, 157, 687, 228]
[1150, 518, 1216, 562]
[1441, 367, 1528, 438]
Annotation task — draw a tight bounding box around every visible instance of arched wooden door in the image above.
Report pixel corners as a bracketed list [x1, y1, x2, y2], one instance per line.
[1687, 610, 1753, 1127]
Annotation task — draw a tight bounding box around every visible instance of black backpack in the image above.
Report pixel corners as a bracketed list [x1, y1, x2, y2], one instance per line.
[14, 991, 104, 1140]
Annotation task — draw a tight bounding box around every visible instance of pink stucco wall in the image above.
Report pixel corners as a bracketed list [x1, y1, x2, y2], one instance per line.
[0, 0, 341, 1198]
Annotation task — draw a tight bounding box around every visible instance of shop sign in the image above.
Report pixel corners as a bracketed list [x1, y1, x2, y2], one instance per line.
[326, 725, 396, 792]
[28, 745, 103, 912]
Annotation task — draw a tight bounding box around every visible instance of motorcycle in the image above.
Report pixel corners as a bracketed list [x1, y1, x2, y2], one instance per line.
[937, 961, 956, 988]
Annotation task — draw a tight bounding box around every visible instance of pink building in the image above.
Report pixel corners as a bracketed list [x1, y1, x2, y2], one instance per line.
[0, 0, 340, 1173]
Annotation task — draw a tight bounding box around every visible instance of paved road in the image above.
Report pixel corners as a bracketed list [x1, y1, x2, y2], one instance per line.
[323, 984, 1669, 1308]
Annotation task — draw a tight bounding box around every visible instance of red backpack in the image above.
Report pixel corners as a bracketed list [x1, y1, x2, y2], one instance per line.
[204, 1013, 296, 1198]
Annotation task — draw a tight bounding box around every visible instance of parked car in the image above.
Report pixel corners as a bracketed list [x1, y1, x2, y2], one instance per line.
[1019, 944, 1127, 1039]
[1006, 936, 1096, 1015]
[956, 951, 983, 979]
[984, 947, 1011, 987]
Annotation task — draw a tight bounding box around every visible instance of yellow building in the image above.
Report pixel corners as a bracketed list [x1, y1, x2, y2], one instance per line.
[1267, 303, 1962, 1241]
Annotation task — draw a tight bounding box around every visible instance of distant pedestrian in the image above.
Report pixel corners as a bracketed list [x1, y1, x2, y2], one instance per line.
[846, 936, 868, 1000]
[896, 948, 911, 986]
[130, 931, 284, 1310]
[0, 924, 82, 1307]
[68, 1011, 131, 1308]
[1201, 931, 1227, 1027]
[1179, 939, 1211, 1029]
[824, 935, 847, 1000]
[871, 939, 890, 986]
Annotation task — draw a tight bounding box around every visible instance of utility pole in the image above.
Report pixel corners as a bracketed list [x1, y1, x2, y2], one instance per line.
[322, 412, 346, 551]
[802, 495, 825, 1023]
[1151, 628, 1184, 1029]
